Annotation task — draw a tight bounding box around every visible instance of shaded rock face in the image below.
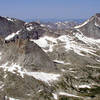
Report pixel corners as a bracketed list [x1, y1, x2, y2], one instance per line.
[0, 39, 56, 72]
[0, 16, 25, 37]
[18, 22, 45, 40]
[75, 13, 100, 39]
[0, 16, 45, 41]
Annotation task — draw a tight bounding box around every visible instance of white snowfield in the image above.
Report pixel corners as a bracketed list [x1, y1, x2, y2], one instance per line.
[26, 72, 60, 84]
[5, 30, 21, 40]
[0, 63, 60, 84]
[32, 33, 100, 56]
[30, 36, 57, 52]
[59, 35, 98, 56]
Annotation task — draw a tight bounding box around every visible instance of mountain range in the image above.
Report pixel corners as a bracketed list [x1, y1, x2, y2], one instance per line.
[0, 14, 100, 100]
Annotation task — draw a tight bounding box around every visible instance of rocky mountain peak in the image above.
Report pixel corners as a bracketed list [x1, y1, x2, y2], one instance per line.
[74, 14, 100, 39]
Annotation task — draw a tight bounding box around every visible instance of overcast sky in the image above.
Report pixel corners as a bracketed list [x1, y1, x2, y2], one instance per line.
[0, 0, 100, 19]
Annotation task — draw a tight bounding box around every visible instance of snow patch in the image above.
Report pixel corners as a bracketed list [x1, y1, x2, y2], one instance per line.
[59, 92, 83, 98]
[86, 65, 100, 69]
[52, 93, 58, 100]
[31, 36, 57, 52]
[96, 59, 100, 62]
[58, 35, 71, 50]
[26, 26, 34, 31]
[26, 72, 60, 84]
[61, 69, 66, 72]
[31, 34, 99, 56]
[6, 17, 15, 22]
[0, 84, 4, 90]
[75, 85, 91, 89]
[54, 60, 71, 65]
[30, 38, 49, 48]
[0, 63, 60, 84]
[37, 89, 43, 93]
[53, 60, 64, 64]
[74, 32, 100, 45]
[79, 85, 91, 89]
[5, 30, 21, 40]
[9, 97, 19, 100]
[58, 35, 95, 56]
[0, 63, 25, 78]
[95, 22, 100, 28]
[5, 96, 19, 100]
[40, 24, 46, 27]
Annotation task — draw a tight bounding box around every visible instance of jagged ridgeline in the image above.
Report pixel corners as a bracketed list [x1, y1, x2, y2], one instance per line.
[74, 13, 100, 38]
[0, 14, 100, 100]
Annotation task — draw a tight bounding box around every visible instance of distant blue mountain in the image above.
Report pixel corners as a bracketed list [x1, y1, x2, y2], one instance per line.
[23, 18, 87, 23]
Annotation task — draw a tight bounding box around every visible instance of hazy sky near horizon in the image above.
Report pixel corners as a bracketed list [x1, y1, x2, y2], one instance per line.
[0, 0, 100, 19]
